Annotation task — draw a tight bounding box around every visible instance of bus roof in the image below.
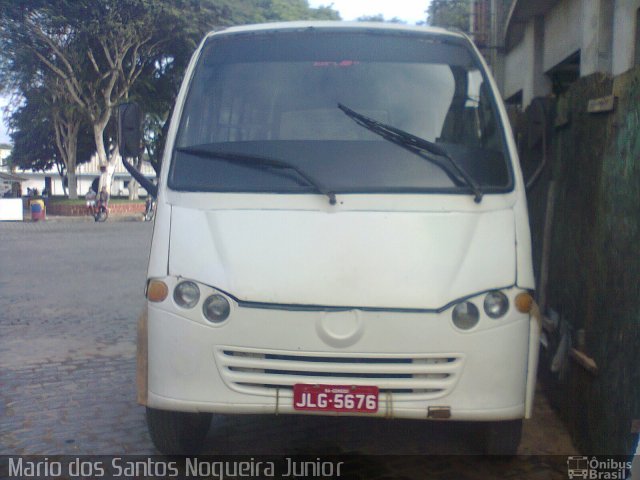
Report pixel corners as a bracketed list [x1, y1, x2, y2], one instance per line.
[206, 21, 467, 42]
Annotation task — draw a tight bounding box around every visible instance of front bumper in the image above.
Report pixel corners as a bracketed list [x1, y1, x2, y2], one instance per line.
[144, 281, 533, 421]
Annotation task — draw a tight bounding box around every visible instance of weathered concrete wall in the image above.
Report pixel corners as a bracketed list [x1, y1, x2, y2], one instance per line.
[504, 19, 551, 106]
[504, 31, 529, 100]
[591, 67, 640, 454]
[580, 0, 614, 76]
[543, 0, 582, 72]
[534, 69, 640, 455]
[502, 0, 640, 107]
[612, 0, 640, 75]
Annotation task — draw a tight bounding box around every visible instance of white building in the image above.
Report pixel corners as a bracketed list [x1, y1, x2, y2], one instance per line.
[501, 0, 640, 107]
[0, 143, 9, 164]
[5, 147, 155, 197]
[0, 144, 21, 196]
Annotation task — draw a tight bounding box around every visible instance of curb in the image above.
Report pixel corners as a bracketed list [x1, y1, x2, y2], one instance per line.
[26, 215, 145, 223]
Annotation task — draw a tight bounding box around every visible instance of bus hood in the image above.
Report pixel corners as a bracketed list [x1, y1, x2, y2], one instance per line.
[169, 206, 516, 310]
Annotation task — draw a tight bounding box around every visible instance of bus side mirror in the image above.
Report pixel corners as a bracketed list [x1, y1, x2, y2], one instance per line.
[117, 103, 158, 198]
[118, 103, 143, 159]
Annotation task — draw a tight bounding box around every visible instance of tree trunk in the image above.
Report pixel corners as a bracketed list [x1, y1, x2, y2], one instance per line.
[128, 157, 141, 200]
[55, 161, 68, 196]
[94, 123, 116, 193]
[67, 171, 77, 199]
[94, 123, 108, 165]
[66, 130, 78, 199]
[52, 109, 81, 198]
[128, 178, 139, 200]
[106, 145, 118, 194]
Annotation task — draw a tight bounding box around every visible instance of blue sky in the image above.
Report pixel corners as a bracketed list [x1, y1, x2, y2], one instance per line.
[0, 96, 10, 144]
[0, 1, 430, 145]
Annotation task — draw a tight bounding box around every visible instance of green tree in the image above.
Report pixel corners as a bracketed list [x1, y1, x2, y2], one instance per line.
[8, 89, 60, 173]
[356, 14, 405, 23]
[48, 81, 89, 197]
[427, 0, 470, 32]
[1, 0, 341, 199]
[126, 0, 242, 181]
[0, 0, 91, 197]
[129, 0, 340, 180]
[8, 85, 94, 194]
[2, 0, 180, 196]
[256, 0, 340, 21]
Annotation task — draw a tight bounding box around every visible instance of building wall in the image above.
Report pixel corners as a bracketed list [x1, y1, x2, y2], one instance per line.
[19, 174, 151, 198]
[529, 68, 640, 457]
[612, 0, 640, 75]
[543, 0, 582, 72]
[580, 0, 612, 76]
[473, 0, 514, 94]
[504, 17, 551, 106]
[0, 146, 10, 165]
[13, 153, 156, 197]
[504, 23, 531, 100]
[502, 0, 639, 106]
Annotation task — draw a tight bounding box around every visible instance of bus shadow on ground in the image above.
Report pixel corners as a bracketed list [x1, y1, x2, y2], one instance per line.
[198, 415, 570, 479]
[204, 414, 483, 455]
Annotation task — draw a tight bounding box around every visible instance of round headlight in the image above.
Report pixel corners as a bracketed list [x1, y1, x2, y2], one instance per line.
[203, 294, 230, 323]
[452, 301, 480, 330]
[173, 281, 200, 309]
[484, 291, 509, 319]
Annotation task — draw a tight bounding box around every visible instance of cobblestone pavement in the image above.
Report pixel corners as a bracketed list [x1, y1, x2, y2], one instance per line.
[0, 221, 579, 478]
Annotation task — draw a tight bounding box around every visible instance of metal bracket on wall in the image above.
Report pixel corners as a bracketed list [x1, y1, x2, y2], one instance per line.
[587, 95, 617, 114]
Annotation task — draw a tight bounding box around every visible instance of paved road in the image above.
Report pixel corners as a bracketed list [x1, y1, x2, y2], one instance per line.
[0, 221, 578, 478]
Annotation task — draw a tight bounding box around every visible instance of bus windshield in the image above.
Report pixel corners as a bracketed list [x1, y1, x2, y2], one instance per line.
[170, 30, 512, 195]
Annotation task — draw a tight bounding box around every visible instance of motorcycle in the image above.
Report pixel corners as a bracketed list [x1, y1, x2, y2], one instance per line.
[94, 200, 109, 222]
[143, 196, 156, 222]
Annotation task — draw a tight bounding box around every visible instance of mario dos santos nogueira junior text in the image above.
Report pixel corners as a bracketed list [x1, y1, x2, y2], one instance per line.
[7, 456, 346, 478]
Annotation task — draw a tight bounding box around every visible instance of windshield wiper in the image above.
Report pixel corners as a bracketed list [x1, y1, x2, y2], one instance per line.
[338, 103, 483, 203]
[176, 146, 337, 205]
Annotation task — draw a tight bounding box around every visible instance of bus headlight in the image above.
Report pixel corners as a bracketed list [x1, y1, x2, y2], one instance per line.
[452, 301, 479, 330]
[174, 281, 200, 309]
[203, 294, 230, 323]
[483, 291, 509, 318]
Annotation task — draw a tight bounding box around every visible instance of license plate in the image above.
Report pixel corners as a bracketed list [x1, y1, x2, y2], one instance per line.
[293, 384, 379, 413]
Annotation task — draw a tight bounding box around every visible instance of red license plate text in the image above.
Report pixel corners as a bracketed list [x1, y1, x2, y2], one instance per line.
[293, 384, 379, 413]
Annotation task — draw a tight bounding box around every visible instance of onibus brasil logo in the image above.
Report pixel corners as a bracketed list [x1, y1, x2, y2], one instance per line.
[567, 456, 632, 479]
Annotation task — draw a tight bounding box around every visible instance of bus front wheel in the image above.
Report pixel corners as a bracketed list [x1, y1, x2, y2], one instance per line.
[146, 407, 212, 455]
[482, 419, 522, 455]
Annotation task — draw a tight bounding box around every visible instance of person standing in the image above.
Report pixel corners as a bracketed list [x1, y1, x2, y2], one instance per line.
[97, 164, 108, 192]
[98, 185, 109, 207]
[85, 188, 97, 215]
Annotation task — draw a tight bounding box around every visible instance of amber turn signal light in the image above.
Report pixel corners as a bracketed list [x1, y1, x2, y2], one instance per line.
[147, 279, 168, 302]
[515, 292, 534, 313]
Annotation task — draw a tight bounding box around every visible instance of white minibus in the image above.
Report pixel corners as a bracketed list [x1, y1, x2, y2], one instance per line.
[119, 21, 540, 455]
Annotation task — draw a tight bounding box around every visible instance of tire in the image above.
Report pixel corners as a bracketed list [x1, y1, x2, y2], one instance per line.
[481, 419, 522, 456]
[146, 407, 212, 455]
[95, 207, 108, 222]
[145, 202, 156, 222]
